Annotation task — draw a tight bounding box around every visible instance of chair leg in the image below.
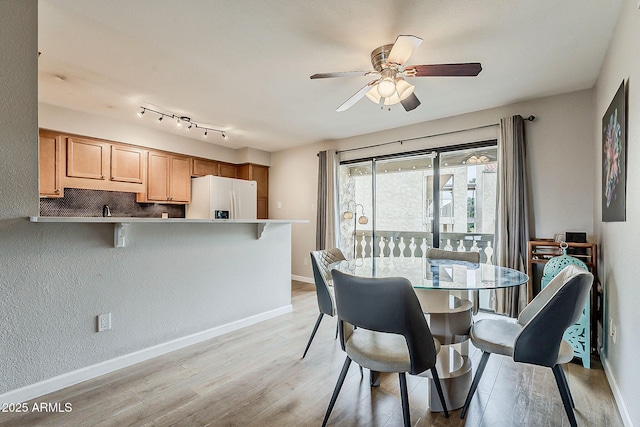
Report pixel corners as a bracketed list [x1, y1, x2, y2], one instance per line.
[430, 367, 449, 418]
[558, 364, 575, 408]
[322, 356, 352, 427]
[552, 364, 578, 427]
[302, 313, 324, 358]
[461, 351, 491, 419]
[399, 373, 411, 427]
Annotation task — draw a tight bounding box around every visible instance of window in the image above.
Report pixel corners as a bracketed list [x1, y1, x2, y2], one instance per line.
[338, 141, 497, 263]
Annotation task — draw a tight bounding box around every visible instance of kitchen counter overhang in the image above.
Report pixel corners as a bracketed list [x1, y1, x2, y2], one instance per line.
[29, 216, 308, 247]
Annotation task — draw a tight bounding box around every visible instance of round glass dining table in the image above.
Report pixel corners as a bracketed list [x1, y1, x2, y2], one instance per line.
[329, 256, 529, 411]
[330, 256, 529, 291]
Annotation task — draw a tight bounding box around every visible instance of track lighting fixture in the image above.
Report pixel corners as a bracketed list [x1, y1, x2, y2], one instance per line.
[137, 107, 229, 141]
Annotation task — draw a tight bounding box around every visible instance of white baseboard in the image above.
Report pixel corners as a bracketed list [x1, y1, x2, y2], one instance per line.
[0, 304, 292, 405]
[600, 353, 633, 427]
[292, 274, 313, 284]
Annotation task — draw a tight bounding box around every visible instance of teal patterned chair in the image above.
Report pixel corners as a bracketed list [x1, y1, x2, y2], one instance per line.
[541, 242, 591, 368]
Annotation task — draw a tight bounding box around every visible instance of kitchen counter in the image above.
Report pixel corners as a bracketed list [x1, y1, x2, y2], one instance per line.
[29, 216, 308, 246]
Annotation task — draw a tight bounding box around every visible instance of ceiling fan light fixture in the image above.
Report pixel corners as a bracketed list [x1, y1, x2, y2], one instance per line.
[365, 85, 382, 103]
[377, 69, 396, 98]
[395, 78, 415, 100]
[383, 92, 402, 106]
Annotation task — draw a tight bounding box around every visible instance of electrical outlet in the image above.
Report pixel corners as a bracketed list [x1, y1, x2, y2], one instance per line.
[97, 313, 112, 332]
[611, 322, 617, 344]
[277, 201, 282, 209]
[303, 258, 308, 266]
[609, 317, 616, 344]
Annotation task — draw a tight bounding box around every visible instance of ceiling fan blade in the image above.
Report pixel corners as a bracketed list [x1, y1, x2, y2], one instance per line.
[310, 71, 375, 79]
[387, 35, 423, 66]
[401, 93, 421, 112]
[405, 63, 482, 77]
[336, 80, 378, 112]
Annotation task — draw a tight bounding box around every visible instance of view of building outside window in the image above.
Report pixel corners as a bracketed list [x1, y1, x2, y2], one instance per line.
[338, 146, 497, 261]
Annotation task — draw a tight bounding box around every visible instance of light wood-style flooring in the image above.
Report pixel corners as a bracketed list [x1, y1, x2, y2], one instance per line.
[1, 280, 623, 426]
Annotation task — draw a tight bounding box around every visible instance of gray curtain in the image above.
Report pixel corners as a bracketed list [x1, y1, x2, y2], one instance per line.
[316, 149, 339, 250]
[493, 115, 530, 317]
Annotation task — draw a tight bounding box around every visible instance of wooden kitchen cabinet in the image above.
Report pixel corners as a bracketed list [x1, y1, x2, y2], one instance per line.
[140, 150, 191, 203]
[219, 162, 237, 178]
[66, 136, 108, 181]
[238, 163, 269, 219]
[111, 145, 144, 184]
[61, 133, 146, 193]
[39, 130, 63, 198]
[191, 158, 220, 177]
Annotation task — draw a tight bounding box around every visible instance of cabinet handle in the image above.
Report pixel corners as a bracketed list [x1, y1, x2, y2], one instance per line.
[101, 175, 105, 179]
[55, 188, 60, 194]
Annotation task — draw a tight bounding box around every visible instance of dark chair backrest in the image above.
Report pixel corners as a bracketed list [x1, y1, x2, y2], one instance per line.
[426, 248, 480, 264]
[331, 270, 438, 375]
[514, 265, 593, 367]
[310, 249, 346, 316]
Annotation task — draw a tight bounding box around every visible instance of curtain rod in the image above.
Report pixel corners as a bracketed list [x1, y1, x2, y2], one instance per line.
[334, 115, 535, 155]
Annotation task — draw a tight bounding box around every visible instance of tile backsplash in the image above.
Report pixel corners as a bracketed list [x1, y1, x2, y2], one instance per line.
[40, 188, 185, 218]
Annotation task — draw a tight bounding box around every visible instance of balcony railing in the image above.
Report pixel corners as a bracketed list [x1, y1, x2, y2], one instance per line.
[348, 230, 495, 265]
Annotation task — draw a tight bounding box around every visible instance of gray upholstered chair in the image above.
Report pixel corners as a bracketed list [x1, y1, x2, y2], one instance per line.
[322, 270, 449, 427]
[302, 248, 346, 358]
[460, 264, 593, 427]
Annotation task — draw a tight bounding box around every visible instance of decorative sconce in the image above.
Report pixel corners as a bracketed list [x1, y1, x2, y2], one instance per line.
[343, 201, 368, 258]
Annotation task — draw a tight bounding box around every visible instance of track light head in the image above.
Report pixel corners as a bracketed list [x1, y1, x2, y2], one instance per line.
[137, 108, 145, 118]
[222, 132, 228, 140]
[204, 130, 208, 138]
[157, 115, 163, 123]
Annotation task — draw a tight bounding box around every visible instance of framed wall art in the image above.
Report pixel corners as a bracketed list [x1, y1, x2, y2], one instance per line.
[602, 80, 626, 222]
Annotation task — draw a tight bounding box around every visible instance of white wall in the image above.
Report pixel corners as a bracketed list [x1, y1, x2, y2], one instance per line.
[271, 90, 595, 279]
[0, 0, 289, 402]
[39, 103, 272, 167]
[593, 0, 640, 424]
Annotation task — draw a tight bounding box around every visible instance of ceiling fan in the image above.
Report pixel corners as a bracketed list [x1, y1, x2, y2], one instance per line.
[310, 35, 482, 112]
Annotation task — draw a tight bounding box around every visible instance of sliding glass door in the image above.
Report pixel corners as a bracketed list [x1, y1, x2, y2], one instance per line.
[338, 142, 497, 265]
[436, 145, 498, 263]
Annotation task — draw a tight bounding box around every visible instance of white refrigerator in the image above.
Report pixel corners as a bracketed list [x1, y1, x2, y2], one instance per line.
[186, 175, 257, 220]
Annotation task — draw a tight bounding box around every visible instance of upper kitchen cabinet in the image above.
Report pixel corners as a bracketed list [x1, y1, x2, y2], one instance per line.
[111, 145, 145, 184]
[237, 163, 269, 219]
[191, 158, 237, 178]
[191, 157, 220, 177]
[62, 134, 146, 193]
[66, 136, 108, 181]
[219, 162, 238, 178]
[139, 150, 191, 203]
[39, 130, 63, 198]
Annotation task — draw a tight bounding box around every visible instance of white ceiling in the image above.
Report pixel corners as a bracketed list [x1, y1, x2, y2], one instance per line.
[38, 0, 622, 152]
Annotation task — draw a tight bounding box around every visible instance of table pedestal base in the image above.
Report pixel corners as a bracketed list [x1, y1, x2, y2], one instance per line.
[416, 289, 474, 412]
[421, 348, 473, 411]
